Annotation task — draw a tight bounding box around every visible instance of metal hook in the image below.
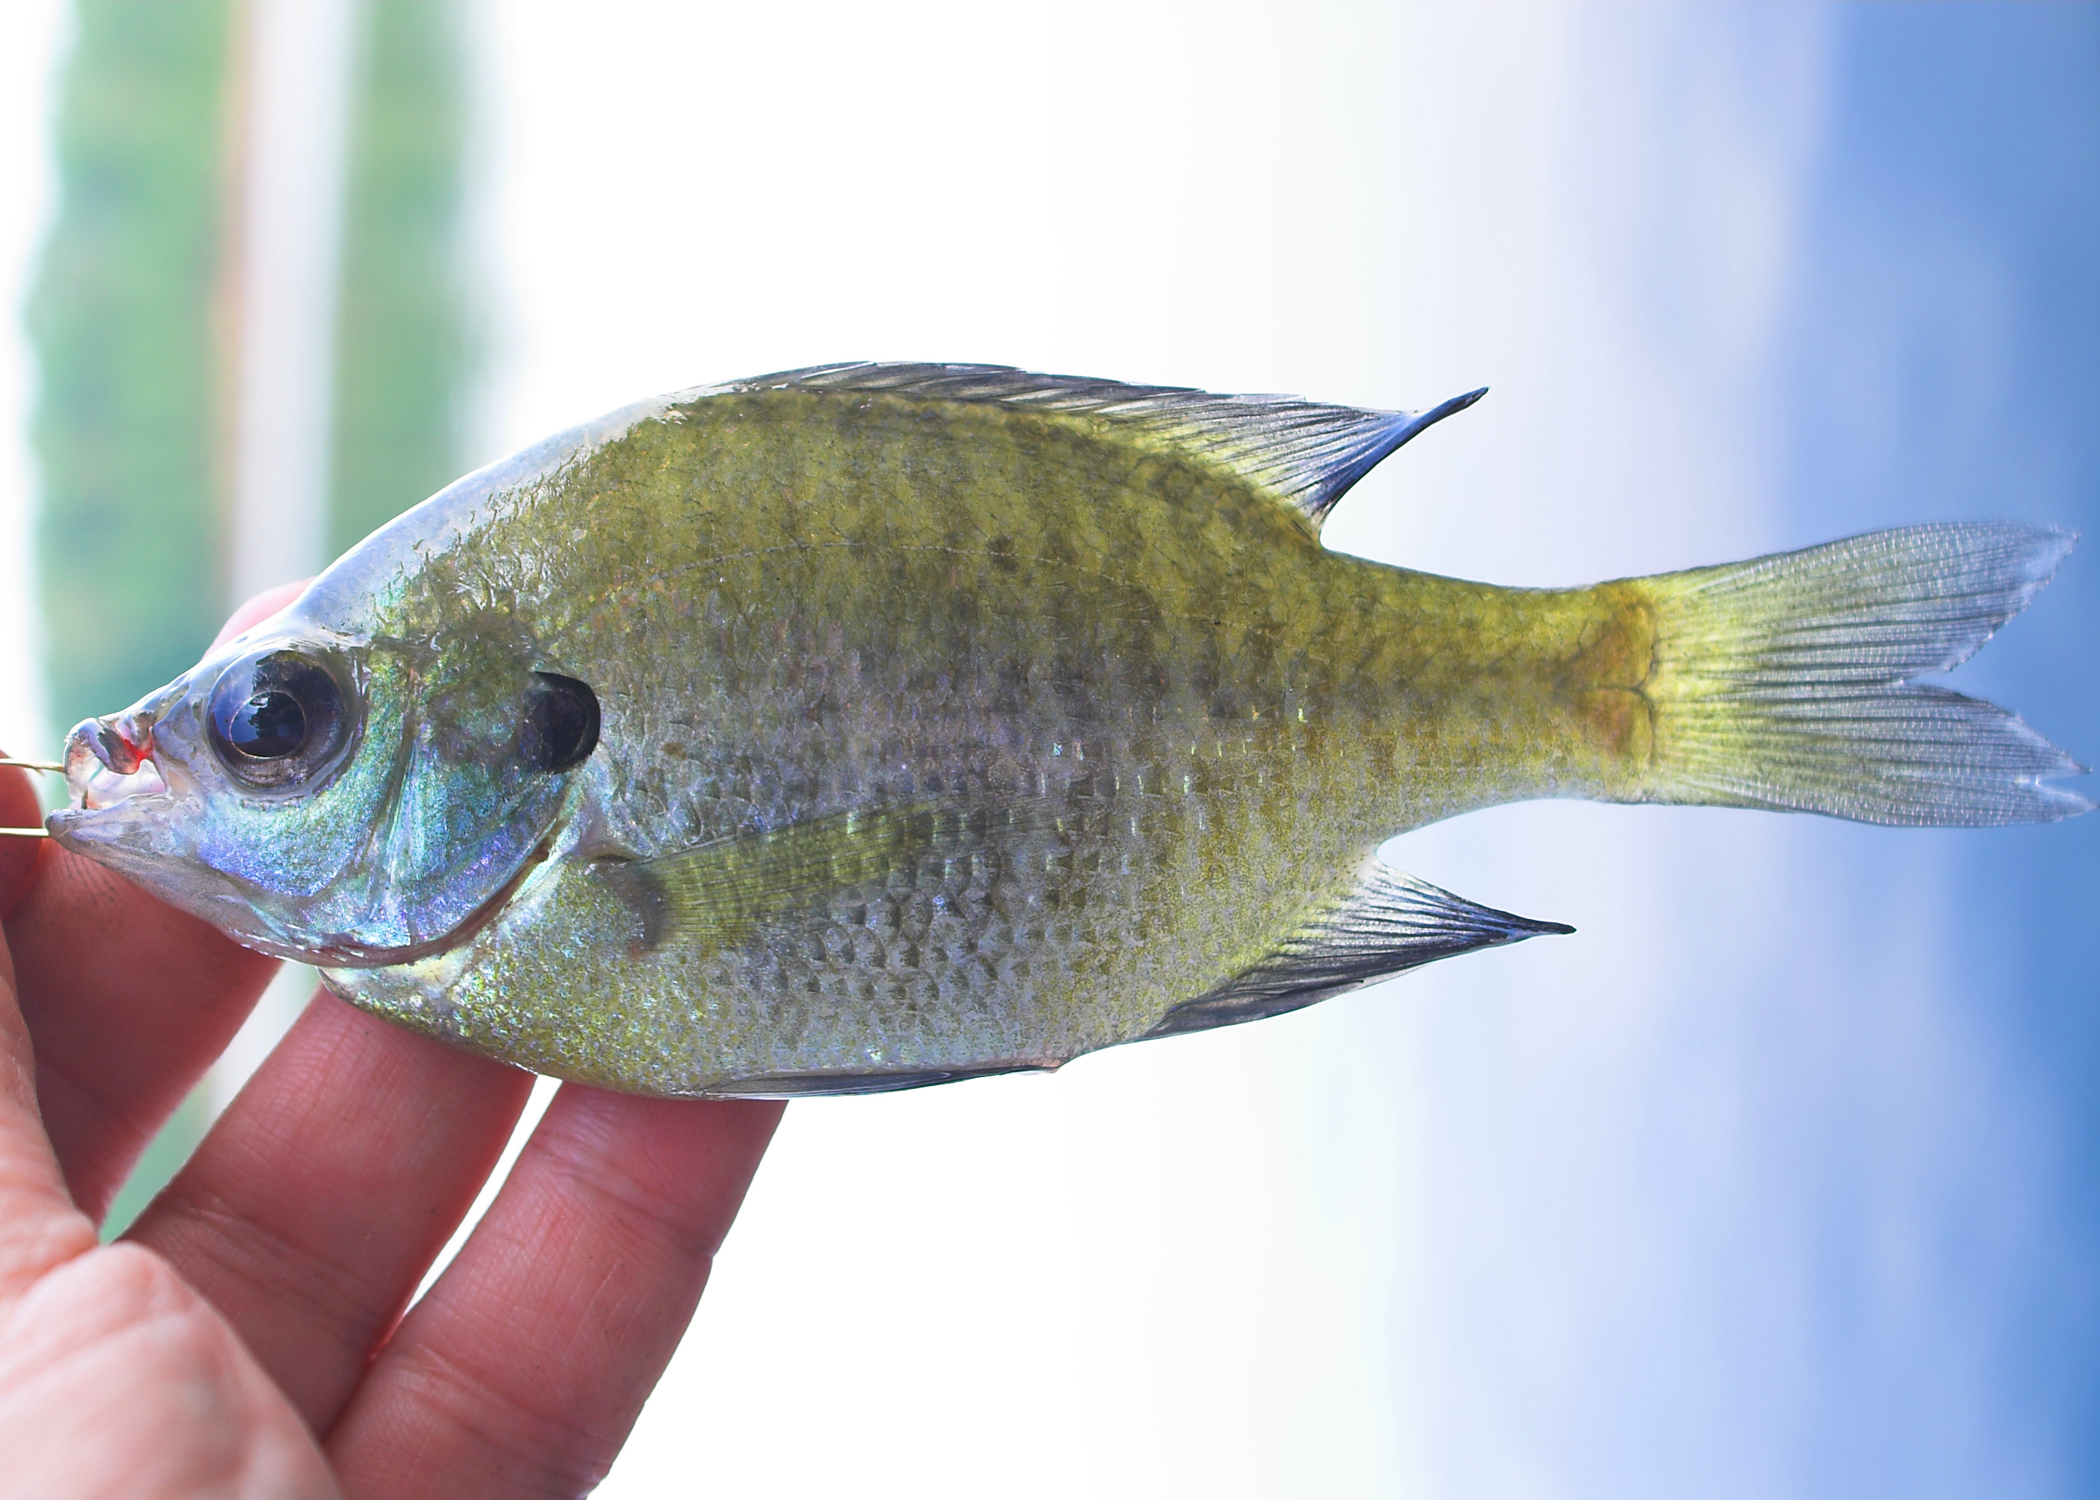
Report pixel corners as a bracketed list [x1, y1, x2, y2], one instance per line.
[1, 757, 61, 837]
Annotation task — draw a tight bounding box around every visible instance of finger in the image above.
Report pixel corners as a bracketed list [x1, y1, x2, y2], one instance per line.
[325, 1089, 782, 1498]
[0, 1243, 343, 1500]
[5, 845, 278, 1221]
[0, 760, 45, 917]
[212, 578, 312, 651]
[129, 990, 533, 1433]
[0, 949, 96, 1305]
[0, 771, 97, 1303]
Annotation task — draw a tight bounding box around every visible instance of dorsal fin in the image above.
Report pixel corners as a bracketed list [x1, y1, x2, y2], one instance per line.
[715, 362, 1487, 527]
[1146, 862, 1571, 1039]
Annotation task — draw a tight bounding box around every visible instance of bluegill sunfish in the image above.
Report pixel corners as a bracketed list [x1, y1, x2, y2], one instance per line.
[50, 364, 2089, 1095]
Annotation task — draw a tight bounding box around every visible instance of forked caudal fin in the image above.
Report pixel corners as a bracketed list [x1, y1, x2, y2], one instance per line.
[1639, 522, 2091, 825]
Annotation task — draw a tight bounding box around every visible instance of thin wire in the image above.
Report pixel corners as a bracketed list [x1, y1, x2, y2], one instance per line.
[0, 758, 62, 774]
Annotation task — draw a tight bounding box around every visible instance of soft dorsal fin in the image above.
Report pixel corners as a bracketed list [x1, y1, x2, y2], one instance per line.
[1146, 861, 1570, 1039]
[715, 362, 1487, 527]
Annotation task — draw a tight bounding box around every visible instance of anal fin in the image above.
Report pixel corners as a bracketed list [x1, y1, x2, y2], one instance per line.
[1148, 862, 1571, 1039]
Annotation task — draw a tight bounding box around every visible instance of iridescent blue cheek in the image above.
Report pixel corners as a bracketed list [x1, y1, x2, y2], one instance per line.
[190, 681, 404, 906]
[187, 647, 582, 960]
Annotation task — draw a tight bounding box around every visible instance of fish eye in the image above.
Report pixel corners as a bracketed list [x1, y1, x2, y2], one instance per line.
[519, 672, 600, 773]
[208, 650, 353, 789]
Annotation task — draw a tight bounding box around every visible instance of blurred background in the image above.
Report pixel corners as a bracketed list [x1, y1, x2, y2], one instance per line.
[1, 3, 2095, 1495]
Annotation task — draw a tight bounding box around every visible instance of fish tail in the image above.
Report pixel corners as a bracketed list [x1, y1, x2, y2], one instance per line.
[1632, 522, 2090, 825]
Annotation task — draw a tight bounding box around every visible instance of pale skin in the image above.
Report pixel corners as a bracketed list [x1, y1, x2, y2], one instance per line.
[0, 584, 782, 1499]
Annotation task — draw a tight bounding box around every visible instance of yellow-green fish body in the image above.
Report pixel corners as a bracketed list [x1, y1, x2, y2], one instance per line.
[50, 365, 2088, 1096]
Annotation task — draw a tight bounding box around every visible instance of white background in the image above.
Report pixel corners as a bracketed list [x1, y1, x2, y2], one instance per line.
[4, 5, 2074, 1495]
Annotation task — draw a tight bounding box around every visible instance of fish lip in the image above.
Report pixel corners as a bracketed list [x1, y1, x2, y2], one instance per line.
[82, 715, 146, 774]
[60, 712, 178, 820]
[66, 683, 194, 791]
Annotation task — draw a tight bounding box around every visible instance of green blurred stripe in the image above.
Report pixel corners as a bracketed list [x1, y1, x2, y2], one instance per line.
[31, 0, 474, 1238]
[31, 2, 240, 1239]
[27, 0, 237, 746]
[331, 0, 474, 555]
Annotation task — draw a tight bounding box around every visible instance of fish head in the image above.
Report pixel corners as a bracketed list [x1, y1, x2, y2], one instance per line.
[47, 602, 600, 967]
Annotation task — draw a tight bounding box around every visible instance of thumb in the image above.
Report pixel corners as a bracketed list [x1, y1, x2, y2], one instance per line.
[211, 579, 316, 653]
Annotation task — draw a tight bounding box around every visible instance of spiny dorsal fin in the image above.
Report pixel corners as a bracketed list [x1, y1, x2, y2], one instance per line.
[1147, 862, 1570, 1039]
[717, 362, 1487, 527]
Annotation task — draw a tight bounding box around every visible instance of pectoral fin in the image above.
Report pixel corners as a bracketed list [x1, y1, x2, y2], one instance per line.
[595, 802, 978, 957]
[1148, 862, 1570, 1039]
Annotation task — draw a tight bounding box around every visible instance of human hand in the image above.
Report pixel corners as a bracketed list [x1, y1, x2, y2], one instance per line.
[0, 585, 783, 1499]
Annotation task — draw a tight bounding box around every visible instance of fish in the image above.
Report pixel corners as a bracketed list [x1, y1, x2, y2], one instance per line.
[47, 363, 2091, 1097]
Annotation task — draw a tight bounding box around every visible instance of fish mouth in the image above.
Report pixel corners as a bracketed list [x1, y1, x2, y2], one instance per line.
[60, 712, 173, 818]
[76, 759, 170, 810]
